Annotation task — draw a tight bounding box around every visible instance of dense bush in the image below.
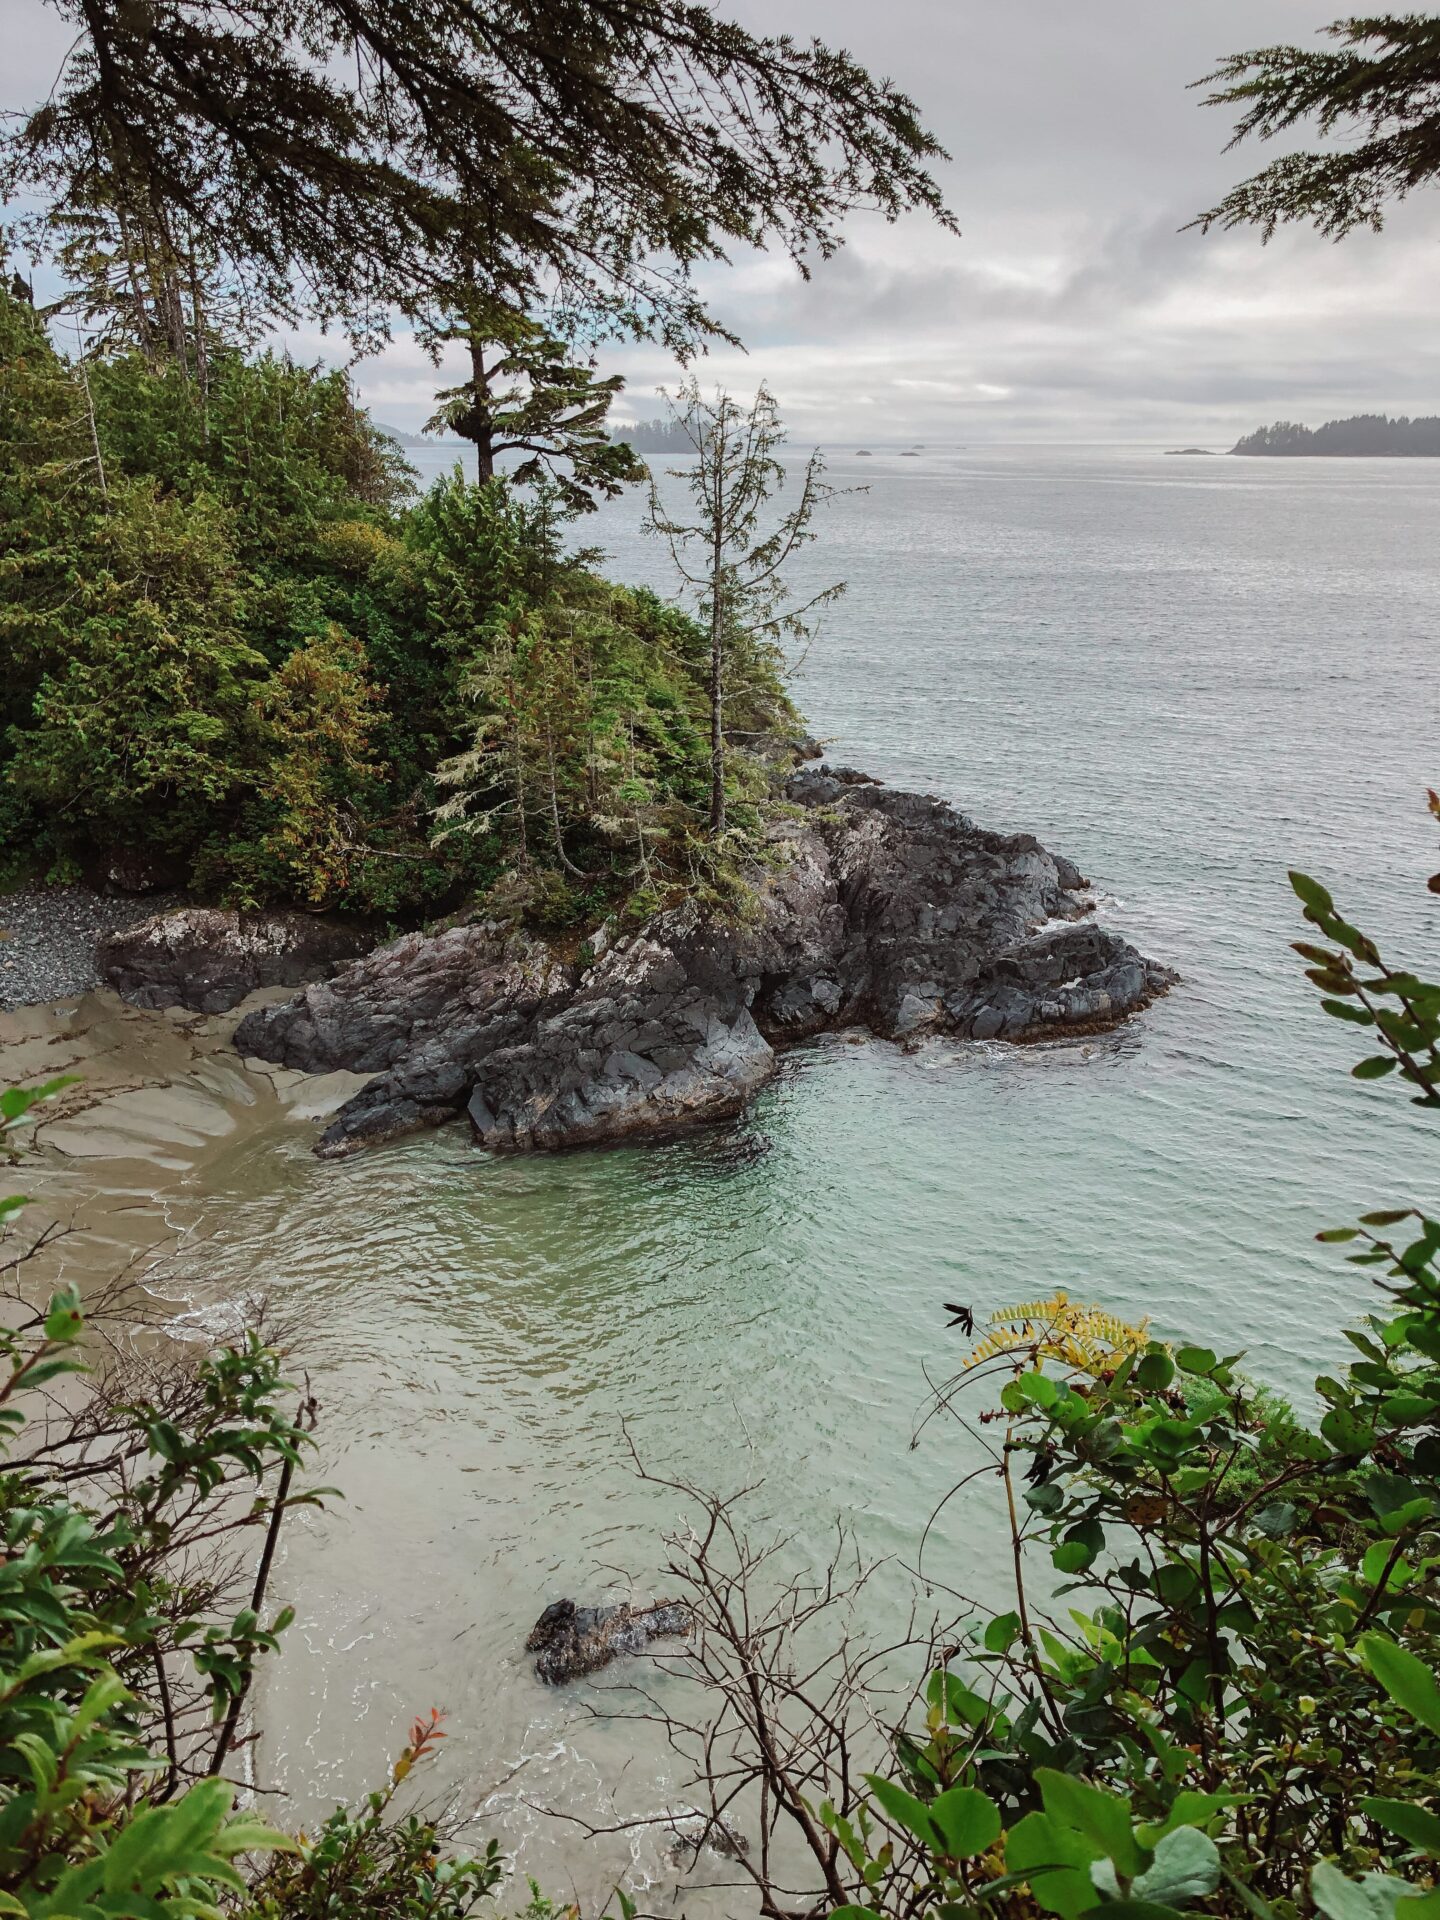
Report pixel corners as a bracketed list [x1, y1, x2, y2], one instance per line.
[0, 285, 798, 920]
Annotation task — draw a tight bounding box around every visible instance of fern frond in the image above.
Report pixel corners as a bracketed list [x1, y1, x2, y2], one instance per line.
[960, 1293, 1151, 1377]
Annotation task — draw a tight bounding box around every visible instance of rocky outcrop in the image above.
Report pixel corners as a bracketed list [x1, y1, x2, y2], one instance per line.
[233, 770, 1175, 1156]
[235, 923, 577, 1152]
[525, 1597, 691, 1684]
[100, 908, 374, 1015]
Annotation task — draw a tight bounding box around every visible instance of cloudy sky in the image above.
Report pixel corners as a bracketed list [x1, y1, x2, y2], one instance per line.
[8, 0, 1439, 443]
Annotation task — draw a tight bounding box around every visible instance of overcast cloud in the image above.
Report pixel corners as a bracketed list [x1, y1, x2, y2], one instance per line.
[7, 0, 1439, 442]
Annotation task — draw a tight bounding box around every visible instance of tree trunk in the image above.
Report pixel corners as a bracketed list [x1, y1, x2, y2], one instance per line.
[77, 352, 108, 503]
[470, 336, 495, 483]
[545, 723, 587, 878]
[709, 553, 725, 839]
[187, 231, 210, 442]
[116, 205, 155, 367]
[512, 702, 529, 870]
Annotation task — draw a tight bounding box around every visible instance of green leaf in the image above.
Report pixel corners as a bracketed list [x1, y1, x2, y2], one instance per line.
[1291, 872, 1336, 914]
[864, 1775, 940, 1849]
[1380, 1394, 1433, 1426]
[1353, 1057, 1399, 1080]
[1006, 1810, 1101, 1920]
[1134, 1350, 1175, 1393]
[927, 1670, 990, 1728]
[1359, 1633, 1440, 1736]
[1360, 1798, 1440, 1856]
[1173, 1348, 1216, 1377]
[1016, 1370, 1059, 1408]
[1323, 1000, 1375, 1025]
[1054, 1518, 1105, 1574]
[1252, 1502, 1297, 1539]
[1136, 1792, 1250, 1846]
[1321, 1406, 1374, 1456]
[983, 1611, 1022, 1654]
[1026, 1482, 1064, 1514]
[43, 1284, 83, 1342]
[1036, 1770, 1145, 1878]
[1310, 1862, 1413, 1920]
[213, 1816, 294, 1858]
[928, 1787, 1002, 1860]
[1132, 1827, 1221, 1904]
[1053, 1541, 1093, 1575]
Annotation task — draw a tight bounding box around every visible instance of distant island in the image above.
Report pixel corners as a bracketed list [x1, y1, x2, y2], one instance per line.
[1231, 413, 1440, 456]
[1166, 447, 1216, 455]
[609, 416, 694, 453]
[374, 422, 454, 448]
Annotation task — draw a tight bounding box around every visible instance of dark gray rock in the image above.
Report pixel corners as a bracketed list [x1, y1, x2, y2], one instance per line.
[233, 771, 1176, 1155]
[525, 1597, 691, 1684]
[233, 922, 574, 1153]
[100, 908, 376, 1015]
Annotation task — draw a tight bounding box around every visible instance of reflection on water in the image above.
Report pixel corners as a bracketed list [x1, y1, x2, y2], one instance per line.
[146, 445, 1440, 1904]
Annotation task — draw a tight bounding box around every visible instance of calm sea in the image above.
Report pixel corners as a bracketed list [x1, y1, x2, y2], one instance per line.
[184, 444, 1439, 1892]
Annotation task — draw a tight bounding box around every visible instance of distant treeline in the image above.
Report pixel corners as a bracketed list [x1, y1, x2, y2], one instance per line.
[1232, 413, 1440, 456]
[610, 416, 696, 453]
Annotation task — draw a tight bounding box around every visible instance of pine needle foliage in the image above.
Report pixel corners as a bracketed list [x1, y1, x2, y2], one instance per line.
[0, 286, 804, 922]
[1194, 14, 1440, 238]
[2, 0, 953, 350]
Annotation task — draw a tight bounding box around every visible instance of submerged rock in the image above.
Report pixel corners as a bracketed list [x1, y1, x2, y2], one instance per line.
[233, 770, 1175, 1155]
[525, 1597, 691, 1684]
[100, 908, 374, 1015]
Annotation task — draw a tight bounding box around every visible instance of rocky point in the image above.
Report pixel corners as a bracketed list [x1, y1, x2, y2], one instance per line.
[217, 768, 1174, 1157]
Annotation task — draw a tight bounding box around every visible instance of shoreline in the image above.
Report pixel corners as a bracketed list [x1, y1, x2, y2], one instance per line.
[0, 883, 189, 1011]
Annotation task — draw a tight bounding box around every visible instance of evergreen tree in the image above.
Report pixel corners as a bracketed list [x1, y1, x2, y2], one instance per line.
[0, 282, 99, 738]
[644, 382, 844, 838]
[1195, 14, 1440, 238]
[419, 294, 646, 511]
[3, 0, 952, 351]
[7, 482, 270, 869]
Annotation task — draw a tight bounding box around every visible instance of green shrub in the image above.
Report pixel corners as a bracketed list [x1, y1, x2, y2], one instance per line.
[0, 286, 800, 925]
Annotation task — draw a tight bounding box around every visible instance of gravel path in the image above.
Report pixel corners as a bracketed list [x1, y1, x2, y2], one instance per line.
[0, 886, 185, 1011]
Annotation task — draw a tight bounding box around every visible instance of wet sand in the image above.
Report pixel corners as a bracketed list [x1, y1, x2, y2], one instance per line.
[0, 985, 370, 1300]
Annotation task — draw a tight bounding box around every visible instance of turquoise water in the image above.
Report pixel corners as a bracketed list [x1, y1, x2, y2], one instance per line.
[182, 444, 1439, 1891]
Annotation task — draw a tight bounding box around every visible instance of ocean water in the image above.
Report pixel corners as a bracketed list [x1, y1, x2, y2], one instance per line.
[176, 444, 1439, 1896]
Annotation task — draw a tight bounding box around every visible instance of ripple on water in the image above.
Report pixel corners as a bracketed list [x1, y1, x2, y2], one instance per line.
[150, 445, 1440, 1907]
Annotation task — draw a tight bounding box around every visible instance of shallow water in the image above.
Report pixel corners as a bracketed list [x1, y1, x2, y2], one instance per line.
[89, 446, 1440, 1897]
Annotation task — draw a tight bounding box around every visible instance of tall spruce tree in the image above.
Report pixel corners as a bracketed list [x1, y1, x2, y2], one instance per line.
[419, 294, 646, 511]
[0, 282, 100, 736]
[644, 382, 844, 839]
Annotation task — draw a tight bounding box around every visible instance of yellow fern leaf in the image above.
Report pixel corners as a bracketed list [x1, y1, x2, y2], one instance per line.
[959, 1293, 1151, 1377]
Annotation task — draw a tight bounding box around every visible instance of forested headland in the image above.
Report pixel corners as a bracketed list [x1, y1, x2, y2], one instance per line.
[1, 282, 803, 929]
[1231, 414, 1440, 455]
[606, 416, 697, 454]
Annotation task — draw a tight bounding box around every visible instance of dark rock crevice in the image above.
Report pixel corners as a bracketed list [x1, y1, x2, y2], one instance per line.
[225, 769, 1175, 1158]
